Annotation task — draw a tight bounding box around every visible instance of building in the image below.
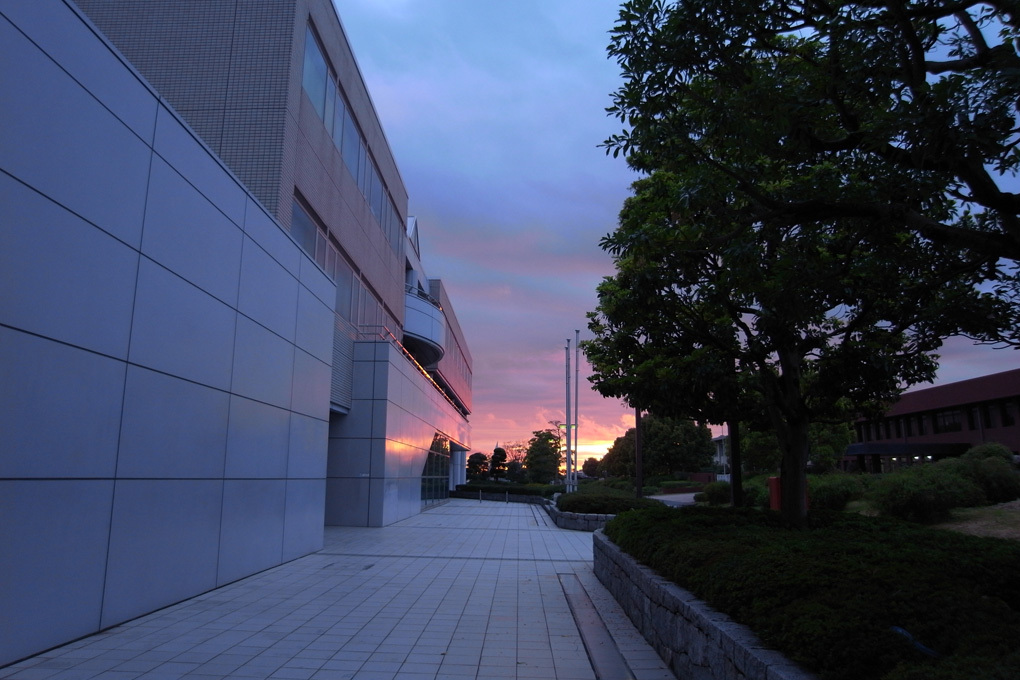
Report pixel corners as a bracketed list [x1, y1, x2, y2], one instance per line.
[1, 0, 470, 665]
[844, 369, 1020, 472]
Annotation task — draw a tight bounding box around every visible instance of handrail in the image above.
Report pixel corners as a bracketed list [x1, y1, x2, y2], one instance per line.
[356, 325, 466, 416]
[404, 284, 442, 311]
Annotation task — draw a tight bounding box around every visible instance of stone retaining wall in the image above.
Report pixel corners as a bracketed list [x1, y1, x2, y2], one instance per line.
[544, 504, 615, 531]
[448, 491, 615, 531]
[593, 531, 815, 680]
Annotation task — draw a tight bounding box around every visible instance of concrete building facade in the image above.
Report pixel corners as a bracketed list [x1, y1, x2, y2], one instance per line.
[0, 0, 470, 665]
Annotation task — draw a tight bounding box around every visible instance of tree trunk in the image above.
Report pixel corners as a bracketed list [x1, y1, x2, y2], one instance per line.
[634, 407, 644, 499]
[779, 418, 810, 526]
[771, 346, 810, 526]
[727, 420, 743, 507]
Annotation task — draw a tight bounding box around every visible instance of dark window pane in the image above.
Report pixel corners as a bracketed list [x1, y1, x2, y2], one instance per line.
[302, 27, 327, 119]
[290, 200, 317, 257]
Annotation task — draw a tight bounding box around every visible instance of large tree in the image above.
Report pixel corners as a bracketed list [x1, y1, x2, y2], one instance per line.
[524, 429, 562, 484]
[587, 0, 1019, 524]
[606, 0, 1020, 278]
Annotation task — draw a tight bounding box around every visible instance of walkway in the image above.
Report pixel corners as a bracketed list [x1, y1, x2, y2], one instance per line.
[1, 500, 676, 680]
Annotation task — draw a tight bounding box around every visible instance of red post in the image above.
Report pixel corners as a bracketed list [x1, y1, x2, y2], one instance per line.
[768, 477, 782, 511]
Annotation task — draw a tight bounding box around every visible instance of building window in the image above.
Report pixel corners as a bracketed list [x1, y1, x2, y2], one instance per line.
[933, 409, 963, 434]
[300, 21, 404, 259]
[302, 26, 328, 119]
[1002, 401, 1017, 427]
[904, 417, 913, 437]
[291, 198, 319, 257]
[917, 414, 926, 435]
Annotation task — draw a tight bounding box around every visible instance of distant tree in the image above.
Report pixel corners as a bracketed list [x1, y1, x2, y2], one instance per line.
[490, 447, 508, 480]
[466, 452, 489, 481]
[525, 429, 562, 484]
[582, 457, 601, 478]
[596, 415, 712, 478]
[599, 430, 635, 478]
[499, 440, 529, 483]
[643, 415, 714, 475]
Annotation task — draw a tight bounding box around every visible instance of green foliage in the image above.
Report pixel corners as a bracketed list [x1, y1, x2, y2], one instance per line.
[604, 506, 1020, 680]
[524, 429, 562, 484]
[870, 465, 985, 523]
[581, 457, 600, 477]
[698, 481, 731, 505]
[739, 476, 771, 509]
[808, 473, 865, 512]
[963, 442, 1015, 464]
[743, 422, 855, 474]
[974, 457, 1020, 504]
[597, 414, 713, 478]
[466, 452, 489, 481]
[556, 492, 661, 514]
[938, 454, 1020, 505]
[586, 0, 1020, 527]
[489, 447, 508, 480]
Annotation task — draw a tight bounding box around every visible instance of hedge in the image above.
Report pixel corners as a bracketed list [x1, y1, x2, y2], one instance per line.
[604, 505, 1020, 680]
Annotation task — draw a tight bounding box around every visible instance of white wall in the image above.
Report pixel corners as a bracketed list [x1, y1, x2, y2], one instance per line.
[0, 1, 335, 665]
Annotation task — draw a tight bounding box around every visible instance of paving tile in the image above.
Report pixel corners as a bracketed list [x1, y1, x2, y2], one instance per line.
[3, 501, 674, 680]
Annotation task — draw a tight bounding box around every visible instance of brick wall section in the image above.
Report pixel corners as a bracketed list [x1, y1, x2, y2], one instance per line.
[593, 531, 816, 680]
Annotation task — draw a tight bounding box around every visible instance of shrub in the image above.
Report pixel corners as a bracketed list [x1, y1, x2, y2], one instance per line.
[937, 454, 1020, 504]
[699, 480, 731, 505]
[869, 465, 985, 523]
[808, 473, 865, 511]
[974, 457, 1020, 504]
[740, 477, 770, 509]
[556, 492, 660, 514]
[603, 505, 1020, 680]
[963, 442, 1014, 463]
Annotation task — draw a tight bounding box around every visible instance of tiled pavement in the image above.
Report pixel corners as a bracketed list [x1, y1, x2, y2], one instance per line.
[2, 500, 676, 680]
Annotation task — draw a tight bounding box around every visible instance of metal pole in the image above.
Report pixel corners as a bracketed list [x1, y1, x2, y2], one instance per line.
[574, 329, 580, 490]
[565, 340, 572, 493]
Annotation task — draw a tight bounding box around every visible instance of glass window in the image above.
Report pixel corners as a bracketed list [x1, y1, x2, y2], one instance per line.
[332, 96, 346, 153]
[334, 257, 353, 320]
[371, 167, 384, 221]
[934, 409, 962, 434]
[358, 145, 369, 195]
[324, 78, 337, 136]
[1002, 401, 1016, 427]
[302, 27, 327, 119]
[291, 200, 318, 257]
[315, 231, 327, 269]
[341, 109, 360, 178]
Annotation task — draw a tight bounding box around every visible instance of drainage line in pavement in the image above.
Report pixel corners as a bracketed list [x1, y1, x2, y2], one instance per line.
[559, 573, 636, 680]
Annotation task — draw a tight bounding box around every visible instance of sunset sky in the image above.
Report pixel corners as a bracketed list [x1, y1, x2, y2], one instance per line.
[337, 0, 1020, 459]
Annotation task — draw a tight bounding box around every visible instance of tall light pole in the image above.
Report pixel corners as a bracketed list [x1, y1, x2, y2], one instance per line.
[564, 339, 573, 492]
[574, 329, 580, 489]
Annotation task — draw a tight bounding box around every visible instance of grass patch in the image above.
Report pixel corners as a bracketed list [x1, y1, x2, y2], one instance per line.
[605, 505, 1020, 680]
[936, 500, 1020, 541]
